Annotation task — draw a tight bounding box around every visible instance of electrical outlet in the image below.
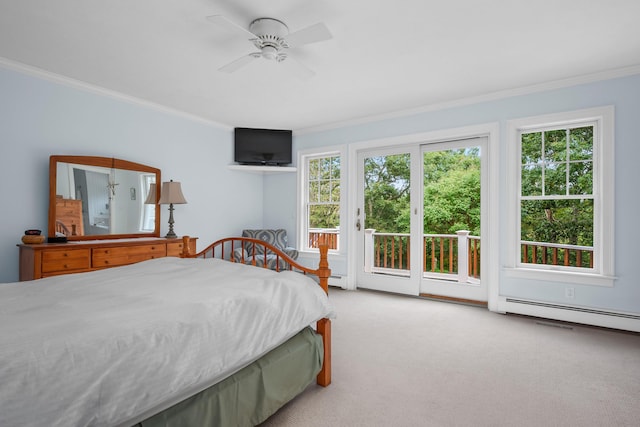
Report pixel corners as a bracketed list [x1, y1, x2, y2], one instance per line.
[565, 287, 575, 298]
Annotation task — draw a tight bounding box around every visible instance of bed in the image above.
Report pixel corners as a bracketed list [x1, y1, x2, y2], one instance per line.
[0, 237, 334, 427]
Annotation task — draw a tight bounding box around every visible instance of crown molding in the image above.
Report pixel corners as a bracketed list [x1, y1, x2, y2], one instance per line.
[0, 56, 232, 130]
[295, 64, 640, 135]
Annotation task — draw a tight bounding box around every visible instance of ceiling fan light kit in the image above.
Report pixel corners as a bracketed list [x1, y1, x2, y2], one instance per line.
[208, 14, 332, 77]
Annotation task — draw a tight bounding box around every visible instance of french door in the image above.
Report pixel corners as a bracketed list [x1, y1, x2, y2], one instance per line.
[355, 137, 488, 302]
[355, 145, 422, 295]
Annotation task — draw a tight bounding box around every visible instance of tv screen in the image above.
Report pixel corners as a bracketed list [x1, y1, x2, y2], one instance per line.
[234, 127, 293, 166]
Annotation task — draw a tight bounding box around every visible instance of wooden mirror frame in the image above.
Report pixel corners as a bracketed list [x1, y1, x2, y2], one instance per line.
[48, 155, 161, 240]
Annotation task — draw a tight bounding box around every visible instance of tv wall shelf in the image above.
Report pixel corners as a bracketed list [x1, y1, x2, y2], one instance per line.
[228, 165, 297, 174]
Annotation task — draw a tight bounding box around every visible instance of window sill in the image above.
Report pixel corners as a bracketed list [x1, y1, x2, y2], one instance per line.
[298, 249, 343, 259]
[503, 266, 615, 287]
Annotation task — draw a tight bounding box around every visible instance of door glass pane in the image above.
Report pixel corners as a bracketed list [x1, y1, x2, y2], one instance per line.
[423, 147, 481, 282]
[363, 153, 411, 274]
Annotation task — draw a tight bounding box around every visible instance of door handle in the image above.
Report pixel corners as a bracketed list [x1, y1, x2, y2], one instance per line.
[356, 219, 361, 231]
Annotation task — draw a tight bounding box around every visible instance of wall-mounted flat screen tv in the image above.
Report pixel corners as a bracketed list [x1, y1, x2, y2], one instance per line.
[234, 127, 293, 166]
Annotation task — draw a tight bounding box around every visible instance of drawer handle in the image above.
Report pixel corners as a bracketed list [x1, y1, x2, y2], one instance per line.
[63, 264, 68, 269]
[63, 253, 68, 257]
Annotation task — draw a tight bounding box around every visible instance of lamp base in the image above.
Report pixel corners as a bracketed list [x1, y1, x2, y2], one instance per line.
[165, 203, 178, 239]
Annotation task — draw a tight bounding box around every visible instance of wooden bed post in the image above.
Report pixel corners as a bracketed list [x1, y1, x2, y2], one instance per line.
[317, 244, 330, 294]
[316, 244, 332, 386]
[181, 236, 192, 257]
[316, 318, 332, 386]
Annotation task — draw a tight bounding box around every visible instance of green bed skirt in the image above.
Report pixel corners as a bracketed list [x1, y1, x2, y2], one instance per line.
[137, 326, 323, 427]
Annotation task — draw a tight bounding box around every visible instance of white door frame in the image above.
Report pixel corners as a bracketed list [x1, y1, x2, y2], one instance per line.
[355, 145, 422, 295]
[347, 123, 501, 311]
[419, 137, 488, 302]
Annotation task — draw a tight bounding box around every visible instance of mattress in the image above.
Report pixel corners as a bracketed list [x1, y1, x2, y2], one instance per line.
[0, 257, 335, 427]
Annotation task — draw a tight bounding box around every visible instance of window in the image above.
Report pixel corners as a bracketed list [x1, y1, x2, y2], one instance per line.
[506, 106, 614, 286]
[299, 150, 343, 252]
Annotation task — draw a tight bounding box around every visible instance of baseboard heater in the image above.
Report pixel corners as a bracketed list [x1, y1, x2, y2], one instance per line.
[505, 298, 640, 321]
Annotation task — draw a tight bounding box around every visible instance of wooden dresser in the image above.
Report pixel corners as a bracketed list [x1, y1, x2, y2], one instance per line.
[18, 237, 197, 281]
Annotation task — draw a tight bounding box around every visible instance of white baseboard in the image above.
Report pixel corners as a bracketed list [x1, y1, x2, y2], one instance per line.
[497, 297, 640, 333]
[328, 275, 347, 289]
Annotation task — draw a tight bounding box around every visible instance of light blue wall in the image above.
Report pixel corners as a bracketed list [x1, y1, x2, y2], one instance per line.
[264, 73, 640, 314]
[4, 64, 639, 315]
[0, 66, 265, 283]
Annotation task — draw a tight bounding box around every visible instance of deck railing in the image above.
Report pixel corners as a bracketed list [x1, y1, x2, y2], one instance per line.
[308, 229, 592, 281]
[308, 228, 339, 250]
[363, 230, 481, 283]
[521, 240, 593, 268]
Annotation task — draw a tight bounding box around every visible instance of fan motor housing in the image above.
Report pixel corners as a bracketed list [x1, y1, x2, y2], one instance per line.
[249, 18, 291, 54]
[249, 18, 289, 38]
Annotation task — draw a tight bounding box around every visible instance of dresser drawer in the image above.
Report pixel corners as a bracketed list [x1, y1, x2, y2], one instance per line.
[92, 244, 167, 268]
[42, 249, 91, 273]
[166, 241, 186, 257]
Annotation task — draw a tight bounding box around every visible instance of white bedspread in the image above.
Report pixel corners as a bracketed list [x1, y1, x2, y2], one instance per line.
[0, 257, 335, 427]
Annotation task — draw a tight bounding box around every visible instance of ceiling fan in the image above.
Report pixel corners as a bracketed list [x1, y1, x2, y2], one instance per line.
[207, 15, 332, 78]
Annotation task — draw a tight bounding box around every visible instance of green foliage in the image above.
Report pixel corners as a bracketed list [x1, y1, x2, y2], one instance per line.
[520, 127, 594, 246]
[423, 148, 481, 235]
[363, 149, 481, 236]
[364, 154, 411, 233]
[308, 156, 340, 229]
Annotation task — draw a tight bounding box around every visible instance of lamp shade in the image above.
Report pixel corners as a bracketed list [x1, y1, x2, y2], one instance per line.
[144, 183, 157, 204]
[158, 180, 187, 205]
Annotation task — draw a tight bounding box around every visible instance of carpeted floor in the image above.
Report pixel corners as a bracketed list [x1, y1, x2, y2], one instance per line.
[261, 288, 640, 427]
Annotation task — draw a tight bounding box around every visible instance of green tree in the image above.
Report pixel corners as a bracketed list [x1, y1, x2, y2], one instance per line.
[364, 154, 411, 233]
[423, 148, 481, 235]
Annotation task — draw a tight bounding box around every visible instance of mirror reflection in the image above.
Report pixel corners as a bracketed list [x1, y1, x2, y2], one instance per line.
[49, 156, 161, 240]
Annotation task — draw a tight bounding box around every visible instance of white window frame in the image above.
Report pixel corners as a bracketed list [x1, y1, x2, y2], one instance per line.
[505, 106, 615, 287]
[297, 146, 346, 254]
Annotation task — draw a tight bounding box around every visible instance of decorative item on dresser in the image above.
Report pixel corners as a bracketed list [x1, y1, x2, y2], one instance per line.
[157, 179, 188, 239]
[18, 236, 197, 281]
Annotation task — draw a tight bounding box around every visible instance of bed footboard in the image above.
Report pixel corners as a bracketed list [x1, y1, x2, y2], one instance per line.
[180, 236, 332, 386]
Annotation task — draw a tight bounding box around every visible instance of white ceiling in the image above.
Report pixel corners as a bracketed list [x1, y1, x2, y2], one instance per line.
[1, 0, 640, 131]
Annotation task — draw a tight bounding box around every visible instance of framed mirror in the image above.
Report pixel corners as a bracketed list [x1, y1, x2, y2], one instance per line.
[48, 155, 161, 240]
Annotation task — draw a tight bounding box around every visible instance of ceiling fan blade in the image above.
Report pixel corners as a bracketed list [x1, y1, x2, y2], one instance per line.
[285, 23, 332, 47]
[284, 56, 316, 80]
[219, 53, 260, 73]
[206, 15, 258, 40]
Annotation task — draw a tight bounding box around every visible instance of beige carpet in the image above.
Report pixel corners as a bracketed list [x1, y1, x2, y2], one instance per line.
[261, 288, 640, 427]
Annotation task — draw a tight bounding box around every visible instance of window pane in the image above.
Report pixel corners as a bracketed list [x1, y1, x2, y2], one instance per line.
[330, 157, 341, 179]
[521, 199, 593, 246]
[569, 127, 593, 161]
[309, 204, 340, 228]
[545, 130, 567, 163]
[521, 132, 542, 165]
[309, 159, 320, 179]
[569, 161, 593, 195]
[544, 163, 566, 195]
[308, 181, 319, 202]
[319, 180, 332, 202]
[522, 164, 542, 196]
[331, 181, 340, 201]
